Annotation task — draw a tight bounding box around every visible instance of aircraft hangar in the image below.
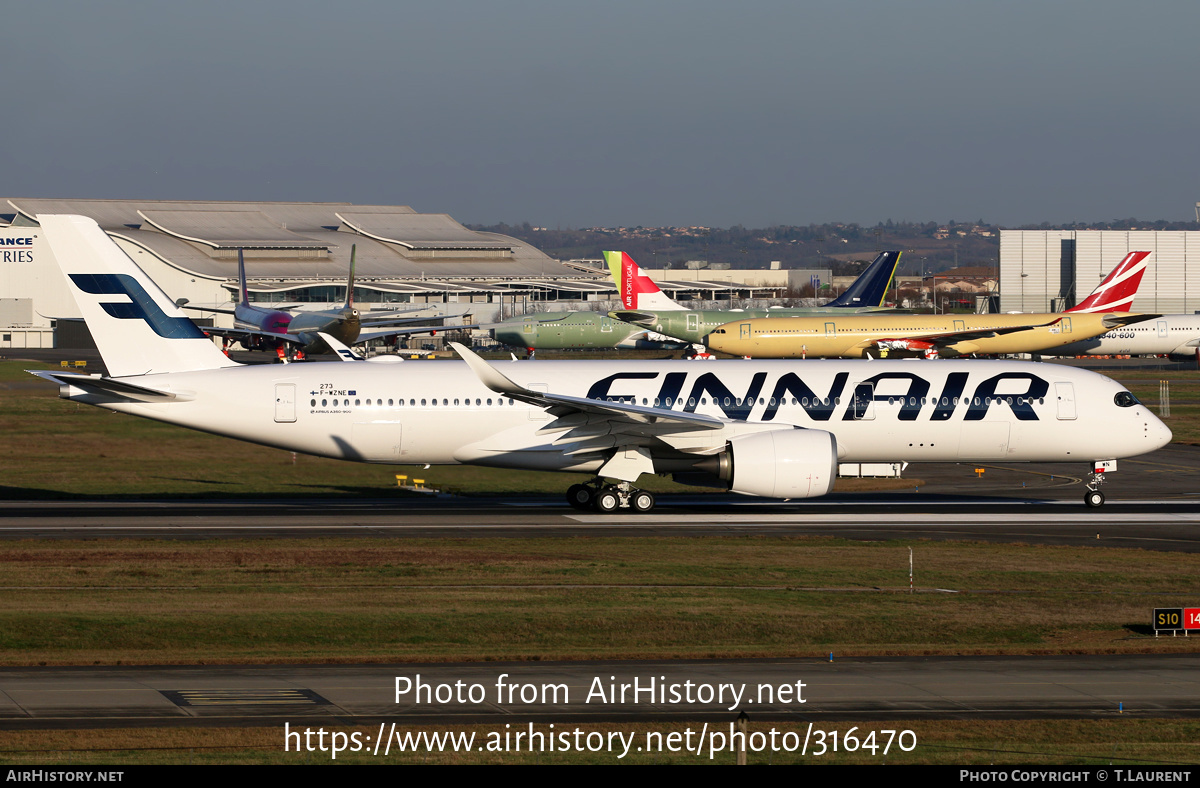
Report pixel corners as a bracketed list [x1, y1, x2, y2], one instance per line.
[0, 199, 610, 348]
[1000, 229, 1200, 314]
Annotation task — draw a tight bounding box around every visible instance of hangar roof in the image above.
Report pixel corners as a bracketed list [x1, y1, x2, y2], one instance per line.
[5, 199, 594, 283]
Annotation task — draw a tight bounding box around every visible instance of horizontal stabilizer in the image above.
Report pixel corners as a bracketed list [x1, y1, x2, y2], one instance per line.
[1103, 313, 1160, 329]
[607, 310, 658, 326]
[28, 370, 182, 402]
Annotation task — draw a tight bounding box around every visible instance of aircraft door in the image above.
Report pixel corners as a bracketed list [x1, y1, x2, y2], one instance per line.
[953, 319, 965, 332]
[1158, 320, 1168, 338]
[825, 322, 836, 337]
[1061, 317, 1072, 334]
[740, 322, 751, 341]
[848, 382, 875, 420]
[1055, 382, 1077, 420]
[274, 384, 296, 423]
[687, 314, 699, 333]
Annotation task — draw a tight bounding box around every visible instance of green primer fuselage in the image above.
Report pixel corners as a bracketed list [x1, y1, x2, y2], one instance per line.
[492, 312, 683, 350]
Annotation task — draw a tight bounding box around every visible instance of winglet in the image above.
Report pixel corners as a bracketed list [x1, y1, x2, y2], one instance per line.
[450, 342, 526, 396]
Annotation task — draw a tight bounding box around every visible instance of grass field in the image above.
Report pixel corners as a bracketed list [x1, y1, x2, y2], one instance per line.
[0, 536, 1195, 665]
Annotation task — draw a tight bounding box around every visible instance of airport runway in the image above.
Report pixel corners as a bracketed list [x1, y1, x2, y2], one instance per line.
[0, 444, 1196, 549]
[3, 497, 1200, 549]
[0, 655, 1197, 730]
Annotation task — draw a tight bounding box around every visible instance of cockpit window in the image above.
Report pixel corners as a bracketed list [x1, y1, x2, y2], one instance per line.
[1114, 391, 1140, 408]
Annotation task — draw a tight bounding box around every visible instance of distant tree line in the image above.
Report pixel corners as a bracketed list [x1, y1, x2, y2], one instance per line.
[469, 218, 1200, 276]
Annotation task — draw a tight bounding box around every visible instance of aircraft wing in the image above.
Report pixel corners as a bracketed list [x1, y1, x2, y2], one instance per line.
[360, 305, 434, 316]
[359, 315, 450, 329]
[356, 322, 510, 345]
[450, 342, 722, 436]
[180, 304, 238, 316]
[859, 318, 1066, 352]
[201, 325, 306, 346]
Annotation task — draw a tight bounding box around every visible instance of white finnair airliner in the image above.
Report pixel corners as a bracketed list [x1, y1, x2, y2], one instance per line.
[32, 215, 1171, 510]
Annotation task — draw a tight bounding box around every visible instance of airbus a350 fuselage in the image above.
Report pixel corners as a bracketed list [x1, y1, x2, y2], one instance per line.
[55, 358, 1168, 471]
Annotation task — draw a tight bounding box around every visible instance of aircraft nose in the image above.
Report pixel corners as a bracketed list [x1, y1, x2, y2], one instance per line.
[1142, 408, 1173, 451]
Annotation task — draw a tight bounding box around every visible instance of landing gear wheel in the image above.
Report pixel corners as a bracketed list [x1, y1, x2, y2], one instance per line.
[631, 490, 656, 513]
[1085, 489, 1105, 508]
[566, 484, 594, 511]
[594, 488, 621, 513]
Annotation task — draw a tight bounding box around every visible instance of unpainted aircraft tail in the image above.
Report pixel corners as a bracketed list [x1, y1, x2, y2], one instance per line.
[1065, 251, 1150, 313]
[824, 251, 901, 308]
[345, 244, 357, 309]
[38, 214, 240, 377]
[603, 251, 687, 312]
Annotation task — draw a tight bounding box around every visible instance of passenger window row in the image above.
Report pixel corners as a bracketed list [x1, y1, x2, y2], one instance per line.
[310, 397, 519, 408]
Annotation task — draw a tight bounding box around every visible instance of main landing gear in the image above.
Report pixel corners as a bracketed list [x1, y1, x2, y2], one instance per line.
[1084, 469, 1107, 508]
[566, 481, 656, 513]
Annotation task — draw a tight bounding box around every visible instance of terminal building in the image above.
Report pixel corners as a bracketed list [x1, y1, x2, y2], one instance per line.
[0, 199, 808, 349]
[0, 199, 626, 349]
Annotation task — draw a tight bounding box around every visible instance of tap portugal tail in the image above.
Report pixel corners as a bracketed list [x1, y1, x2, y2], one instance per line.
[604, 251, 687, 312]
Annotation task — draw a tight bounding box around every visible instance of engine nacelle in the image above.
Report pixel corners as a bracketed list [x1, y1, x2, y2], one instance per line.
[1167, 348, 1200, 364]
[720, 429, 838, 499]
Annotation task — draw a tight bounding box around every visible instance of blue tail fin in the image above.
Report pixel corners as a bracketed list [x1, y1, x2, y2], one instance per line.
[824, 251, 901, 308]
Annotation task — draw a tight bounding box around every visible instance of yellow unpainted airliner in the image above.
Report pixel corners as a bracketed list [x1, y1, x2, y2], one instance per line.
[708, 252, 1153, 359]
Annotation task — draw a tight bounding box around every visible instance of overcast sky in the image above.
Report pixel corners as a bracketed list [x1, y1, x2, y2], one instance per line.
[4, 1, 1197, 228]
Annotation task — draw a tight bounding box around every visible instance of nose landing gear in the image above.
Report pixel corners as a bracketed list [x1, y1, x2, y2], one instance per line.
[1084, 469, 1107, 508]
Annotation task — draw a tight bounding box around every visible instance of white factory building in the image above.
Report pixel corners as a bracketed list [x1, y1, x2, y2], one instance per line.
[1000, 229, 1200, 314]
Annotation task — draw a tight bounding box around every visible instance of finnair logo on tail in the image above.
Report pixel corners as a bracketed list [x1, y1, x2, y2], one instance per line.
[69, 273, 208, 339]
